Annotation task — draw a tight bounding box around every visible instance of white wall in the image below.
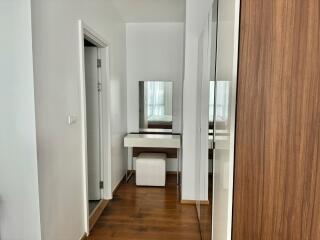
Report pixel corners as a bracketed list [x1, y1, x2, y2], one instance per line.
[196, 14, 211, 205]
[31, 0, 127, 239]
[112, 0, 186, 23]
[0, 0, 42, 239]
[126, 23, 184, 171]
[182, 0, 213, 200]
[126, 23, 184, 134]
[186, 0, 214, 36]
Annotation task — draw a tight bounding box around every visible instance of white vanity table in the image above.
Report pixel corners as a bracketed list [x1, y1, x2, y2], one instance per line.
[123, 133, 181, 184]
[208, 134, 230, 149]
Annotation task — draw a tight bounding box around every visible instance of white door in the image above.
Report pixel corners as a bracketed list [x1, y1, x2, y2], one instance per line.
[85, 46, 101, 201]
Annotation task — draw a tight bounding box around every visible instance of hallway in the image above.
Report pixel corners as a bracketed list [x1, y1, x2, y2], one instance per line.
[88, 175, 201, 240]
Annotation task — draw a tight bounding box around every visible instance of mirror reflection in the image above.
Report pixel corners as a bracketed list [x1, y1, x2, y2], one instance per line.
[139, 81, 173, 131]
[209, 81, 230, 134]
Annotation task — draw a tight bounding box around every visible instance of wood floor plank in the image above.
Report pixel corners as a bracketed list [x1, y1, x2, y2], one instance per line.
[88, 175, 201, 240]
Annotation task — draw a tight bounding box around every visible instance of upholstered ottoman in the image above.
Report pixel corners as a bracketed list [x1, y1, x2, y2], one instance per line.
[136, 153, 166, 186]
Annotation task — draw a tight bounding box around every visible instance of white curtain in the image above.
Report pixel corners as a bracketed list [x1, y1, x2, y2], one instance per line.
[209, 80, 229, 122]
[147, 81, 172, 121]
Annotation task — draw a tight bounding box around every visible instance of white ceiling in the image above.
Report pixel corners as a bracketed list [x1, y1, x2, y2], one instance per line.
[111, 0, 186, 23]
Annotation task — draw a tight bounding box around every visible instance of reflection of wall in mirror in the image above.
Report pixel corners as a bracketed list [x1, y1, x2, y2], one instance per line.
[126, 23, 184, 133]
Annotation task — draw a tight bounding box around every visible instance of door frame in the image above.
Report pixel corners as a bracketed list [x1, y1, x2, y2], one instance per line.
[78, 20, 112, 234]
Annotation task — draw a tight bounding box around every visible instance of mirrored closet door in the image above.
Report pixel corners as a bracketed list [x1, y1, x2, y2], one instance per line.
[197, 0, 240, 238]
[197, 0, 219, 239]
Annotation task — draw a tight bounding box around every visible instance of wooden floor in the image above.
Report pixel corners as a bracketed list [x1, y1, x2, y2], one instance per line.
[87, 174, 201, 240]
[199, 175, 212, 240]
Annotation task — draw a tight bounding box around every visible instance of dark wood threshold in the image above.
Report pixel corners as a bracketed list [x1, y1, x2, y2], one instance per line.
[89, 199, 109, 231]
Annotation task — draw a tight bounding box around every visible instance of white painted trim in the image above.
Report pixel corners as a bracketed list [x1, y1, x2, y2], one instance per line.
[82, 22, 110, 48]
[78, 20, 112, 235]
[78, 233, 87, 240]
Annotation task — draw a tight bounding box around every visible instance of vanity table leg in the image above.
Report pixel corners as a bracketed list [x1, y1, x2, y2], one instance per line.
[126, 147, 133, 182]
[177, 148, 180, 185]
[126, 147, 128, 181]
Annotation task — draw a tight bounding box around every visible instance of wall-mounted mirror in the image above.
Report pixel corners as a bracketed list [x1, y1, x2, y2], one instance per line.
[209, 80, 230, 135]
[139, 81, 173, 132]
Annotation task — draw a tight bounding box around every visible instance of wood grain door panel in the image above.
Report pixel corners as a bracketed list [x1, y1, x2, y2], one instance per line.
[233, 0, 320, 239]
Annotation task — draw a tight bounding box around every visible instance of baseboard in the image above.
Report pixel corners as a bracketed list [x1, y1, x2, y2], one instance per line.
[180, 200, 209, 205]
[79, 233, 87, 240]
[200, 200, 210, 205]
[112, 174, 126, 195]
[180, 200, 196, 205]
[87, 175, 124, 232]
[89, 199, 109, 231]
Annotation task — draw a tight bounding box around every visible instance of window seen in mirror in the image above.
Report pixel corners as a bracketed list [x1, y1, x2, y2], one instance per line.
[209, 81, 229, 122]
[146, 81, 172, 122]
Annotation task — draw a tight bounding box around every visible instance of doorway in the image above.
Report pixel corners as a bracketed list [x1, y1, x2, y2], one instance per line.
[84, 40, 103, 214]
[79, 21, 112, 235]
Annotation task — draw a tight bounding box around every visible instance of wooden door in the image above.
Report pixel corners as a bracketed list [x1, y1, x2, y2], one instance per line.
[233, 0, 320, 239]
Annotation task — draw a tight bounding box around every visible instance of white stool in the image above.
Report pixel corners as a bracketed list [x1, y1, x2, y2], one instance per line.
[136, 153, 166, 187]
